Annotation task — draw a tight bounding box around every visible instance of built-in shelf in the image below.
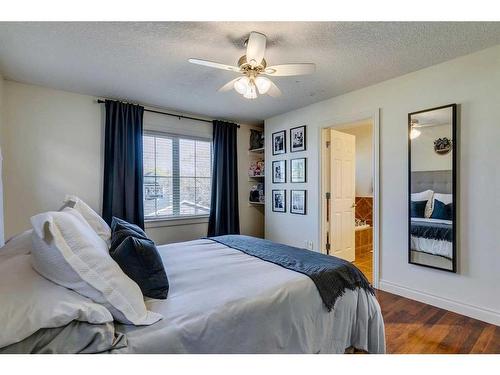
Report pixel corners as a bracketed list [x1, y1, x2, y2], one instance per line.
[248, 140, 264, 208]
[248, 147, 265, 154]
[248, 201, 265, 206]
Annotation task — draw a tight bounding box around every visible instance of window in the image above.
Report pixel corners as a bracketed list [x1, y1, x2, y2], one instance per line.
[143, 133, 212, 220]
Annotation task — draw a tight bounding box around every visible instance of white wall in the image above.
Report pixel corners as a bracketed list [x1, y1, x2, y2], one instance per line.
[265, 44, 500, 325]
[2, 81, 103, 239]
[1, 81, 263, 244]
[0, 73, 5, 245]
[338, 123, 373, 197]
[411, 124, 452, 171]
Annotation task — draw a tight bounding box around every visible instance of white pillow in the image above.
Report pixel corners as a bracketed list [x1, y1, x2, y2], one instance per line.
[1, 229, 33, 257]
[0, 254, 113, 349]
[433, 193, 453, 205]
[62, 195, 111, 243]
[30, 208, 162, 326]
[411, 190, 434, 218]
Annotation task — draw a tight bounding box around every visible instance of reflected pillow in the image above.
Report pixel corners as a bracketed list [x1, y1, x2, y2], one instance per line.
[430, 199, 453, 220]
[410, 200, 427, 218]
[433, 193, 453, 205]
[411, 190, 434, 218]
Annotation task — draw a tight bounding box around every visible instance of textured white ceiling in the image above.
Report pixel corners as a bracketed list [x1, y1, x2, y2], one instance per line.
[1, 22, 500, 124]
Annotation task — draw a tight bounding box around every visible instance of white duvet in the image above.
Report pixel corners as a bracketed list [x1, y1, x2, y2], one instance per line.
[111, 239, 385, 354]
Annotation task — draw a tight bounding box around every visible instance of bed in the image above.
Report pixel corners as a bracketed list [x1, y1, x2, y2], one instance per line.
[410, 217, 452, 258]
[111, 238, 385, 354]
[0, 233, 385, 354]
[410, 170, 454, 270]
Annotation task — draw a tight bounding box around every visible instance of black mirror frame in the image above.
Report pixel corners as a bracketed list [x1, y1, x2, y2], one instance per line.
[408, 103, 457, 273]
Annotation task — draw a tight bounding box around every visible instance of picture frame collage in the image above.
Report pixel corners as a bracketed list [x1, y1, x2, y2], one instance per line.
[271, 125, 307, 215]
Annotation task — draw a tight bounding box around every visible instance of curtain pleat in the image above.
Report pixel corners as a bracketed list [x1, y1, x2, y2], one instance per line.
[207, 120, 240, 236]
[102, 100, 145, 229]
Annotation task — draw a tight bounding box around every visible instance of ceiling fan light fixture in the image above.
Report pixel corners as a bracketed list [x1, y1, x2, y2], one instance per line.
[410, 128, 421, 139]
[234, 77, 250, 95]
[255, 76, 271, 94]
[243, 82, 258, 99]
[188, 32, 314, 100]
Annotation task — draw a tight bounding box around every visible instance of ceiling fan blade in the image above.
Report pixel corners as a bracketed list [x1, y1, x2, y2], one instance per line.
[246, 32, 266, 67]
[188, 58, 241, 73]
[263, 63, 316, 76]
[267, 80, 282, 97]
[218, 78, 240, 92]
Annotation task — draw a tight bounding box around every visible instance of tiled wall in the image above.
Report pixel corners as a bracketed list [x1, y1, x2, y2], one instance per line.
[355, 227, 373, 256]
[355, 196, 373, 226]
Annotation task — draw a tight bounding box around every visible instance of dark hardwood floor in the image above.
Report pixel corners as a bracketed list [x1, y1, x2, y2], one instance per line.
[376, 290, 500, 353]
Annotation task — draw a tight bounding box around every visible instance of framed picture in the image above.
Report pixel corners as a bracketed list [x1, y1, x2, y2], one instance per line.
[272, 160, 286, 183]
[272, 130, 286, 155]
[290, 190, 307, 215]
[290, 158, 307, 183]
[290, 125, 306, 152]
[272, 189, 286, 213]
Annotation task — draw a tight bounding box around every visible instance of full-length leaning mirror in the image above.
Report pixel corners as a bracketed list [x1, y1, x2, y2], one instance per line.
[408, 104, 457, 272]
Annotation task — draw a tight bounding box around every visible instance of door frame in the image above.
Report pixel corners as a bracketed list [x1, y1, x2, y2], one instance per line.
[318, 109, 380, 288]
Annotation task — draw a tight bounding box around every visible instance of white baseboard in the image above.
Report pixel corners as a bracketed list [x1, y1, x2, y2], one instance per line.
[379, 279, 500, 326]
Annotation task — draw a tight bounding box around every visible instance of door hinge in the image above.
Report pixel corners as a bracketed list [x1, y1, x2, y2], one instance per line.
[325, 192, 331, 222]
[326, 232, 331, 254]
[326, 141, 331, 148]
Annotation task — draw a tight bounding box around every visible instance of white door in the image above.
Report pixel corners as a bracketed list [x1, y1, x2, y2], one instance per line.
[329, 129, 356, 261]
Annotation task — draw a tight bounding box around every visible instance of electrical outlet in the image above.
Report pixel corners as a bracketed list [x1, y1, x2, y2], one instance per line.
[306, 240, 314, 250]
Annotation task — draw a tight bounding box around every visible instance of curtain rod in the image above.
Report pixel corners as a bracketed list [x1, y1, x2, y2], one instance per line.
[96, 99, 240, 128]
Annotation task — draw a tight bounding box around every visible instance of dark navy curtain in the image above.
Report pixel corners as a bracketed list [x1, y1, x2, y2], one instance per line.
[102, 100, 145, 229]
[208, 120, 240, 236]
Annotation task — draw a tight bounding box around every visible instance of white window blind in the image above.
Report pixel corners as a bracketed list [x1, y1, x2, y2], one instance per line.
[143, 132, 212, 219]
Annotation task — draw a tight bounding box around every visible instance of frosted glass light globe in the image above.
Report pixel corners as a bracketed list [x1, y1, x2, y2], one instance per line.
[243, 82, 258, 99]
[234, 77, 250, 95]
[255, 76, 271, 94]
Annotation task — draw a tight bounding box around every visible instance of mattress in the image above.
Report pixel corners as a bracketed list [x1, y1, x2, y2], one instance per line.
[110, 239, 385, 354]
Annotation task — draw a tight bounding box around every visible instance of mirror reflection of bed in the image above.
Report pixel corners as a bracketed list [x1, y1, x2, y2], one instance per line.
[410, 171, 453, 270]
[409, 104, 456, 272]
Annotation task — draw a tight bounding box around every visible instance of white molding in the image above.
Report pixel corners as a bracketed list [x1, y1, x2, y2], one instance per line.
[379, 279, 500, 326]
[317, 109, 381, 289]
[145, 216, 209, 229]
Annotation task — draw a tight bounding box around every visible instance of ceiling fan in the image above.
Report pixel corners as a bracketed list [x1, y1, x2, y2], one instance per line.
[188, 31, 316, 99]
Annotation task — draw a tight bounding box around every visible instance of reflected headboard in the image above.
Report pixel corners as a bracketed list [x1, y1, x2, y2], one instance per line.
[411, 170, 452, 194]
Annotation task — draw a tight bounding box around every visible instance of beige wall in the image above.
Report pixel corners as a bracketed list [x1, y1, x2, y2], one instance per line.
[237, 124, 265, 238]
[1, 80, 263, 243]
[265, 45, 500, 325]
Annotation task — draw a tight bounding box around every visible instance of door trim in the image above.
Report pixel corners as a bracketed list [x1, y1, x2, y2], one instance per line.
[318, 109, 380, 289]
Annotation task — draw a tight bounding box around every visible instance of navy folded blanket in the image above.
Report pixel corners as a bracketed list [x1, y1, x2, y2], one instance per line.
[208, 235, 374, 311]
[410, 220, 452, 242]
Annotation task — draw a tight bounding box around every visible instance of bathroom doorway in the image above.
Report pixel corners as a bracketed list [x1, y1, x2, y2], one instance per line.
[320, 113, 379, 286]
